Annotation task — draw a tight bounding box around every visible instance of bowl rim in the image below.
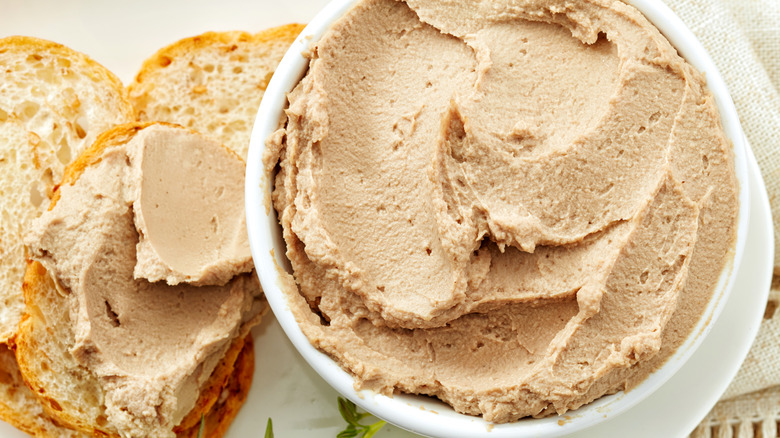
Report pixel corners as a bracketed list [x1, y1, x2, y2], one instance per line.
[245, 0, 751, 436]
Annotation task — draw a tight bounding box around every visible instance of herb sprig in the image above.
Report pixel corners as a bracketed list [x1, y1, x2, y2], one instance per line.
[337, 397, 387, 438]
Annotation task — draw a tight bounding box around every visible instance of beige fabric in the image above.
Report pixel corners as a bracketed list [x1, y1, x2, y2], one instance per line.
[722, 290, 780, 399]
[690, 385, 780, 438]
[663, 0, 780, 269]
[658, 0, 780, 434]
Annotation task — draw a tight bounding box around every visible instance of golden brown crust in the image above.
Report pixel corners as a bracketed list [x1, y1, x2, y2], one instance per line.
[128, 24, 305, 94]
[176, 337, 255, 438]
[175, 335, 248, 432]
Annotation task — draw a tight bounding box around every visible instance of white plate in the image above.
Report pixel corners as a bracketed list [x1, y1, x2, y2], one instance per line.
[0, 1, 772, 437]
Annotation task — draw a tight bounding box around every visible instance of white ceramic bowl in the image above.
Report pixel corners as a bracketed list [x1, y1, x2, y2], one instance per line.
[245, 1, 751, 436]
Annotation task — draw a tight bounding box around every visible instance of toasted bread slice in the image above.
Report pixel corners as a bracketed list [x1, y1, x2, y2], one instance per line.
[16, 259, 258, 438]
[128, 24, 304, 159]
[11, 262, 255, 438]
[15, 122, 265, 437]
[0, 36, 135, 344]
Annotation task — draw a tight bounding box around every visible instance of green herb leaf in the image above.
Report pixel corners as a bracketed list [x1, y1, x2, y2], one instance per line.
[338, 397, 360, 426]
[264, 418, 274, 438]
[363, 421, 387, 438]
[337, 426, 360, 438]
[196, 414, 205, 438]
[336, 397, 387, 438]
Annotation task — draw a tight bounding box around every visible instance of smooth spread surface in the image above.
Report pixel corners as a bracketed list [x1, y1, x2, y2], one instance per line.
[26, 124, 264, 437]
[269, 0, 739, 423]
[132, 126, 252, 286]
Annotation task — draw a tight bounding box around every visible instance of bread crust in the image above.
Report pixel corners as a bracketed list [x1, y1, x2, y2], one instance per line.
[176, 336, 255, 438]
[129, 24, 304, 88]
[175, 334, 251, 433]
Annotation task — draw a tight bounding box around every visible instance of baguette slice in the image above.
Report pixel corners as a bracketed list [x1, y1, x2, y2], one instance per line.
[128, 24, 304, 160]
[16, 260, 257, 438]
[15, 122, 265, 437]
[0, 36, 135, 344]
